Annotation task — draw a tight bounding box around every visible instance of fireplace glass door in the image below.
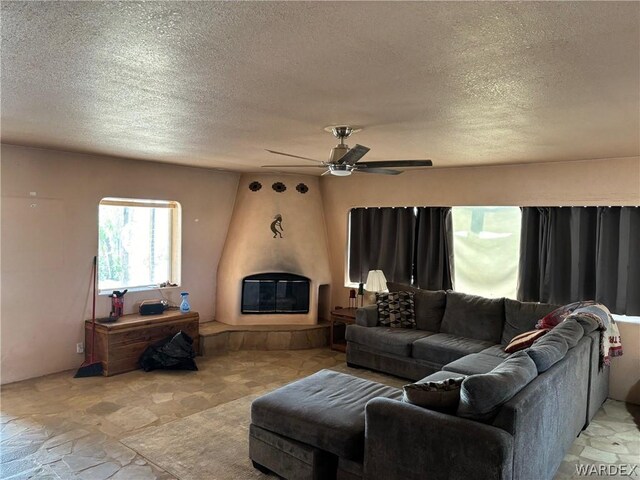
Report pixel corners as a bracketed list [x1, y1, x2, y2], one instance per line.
[242, 273, 310, 314]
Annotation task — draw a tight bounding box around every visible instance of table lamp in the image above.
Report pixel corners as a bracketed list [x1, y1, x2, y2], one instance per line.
[365, 270, 388, 304]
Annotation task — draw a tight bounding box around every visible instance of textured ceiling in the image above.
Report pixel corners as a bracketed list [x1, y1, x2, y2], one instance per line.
[1, 1, 639, 173]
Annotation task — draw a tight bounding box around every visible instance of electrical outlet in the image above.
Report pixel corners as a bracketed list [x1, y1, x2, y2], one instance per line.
[76, 342, 84, 354]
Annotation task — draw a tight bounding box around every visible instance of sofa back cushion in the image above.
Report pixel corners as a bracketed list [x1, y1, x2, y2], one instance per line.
[551, 319, 584, 348]
[387, 282, 446, 331]
[457, 351, 538, 422]
[526, 332, 569, 373]
[439, 291, 505, 343]
[502, 299, 558, 345]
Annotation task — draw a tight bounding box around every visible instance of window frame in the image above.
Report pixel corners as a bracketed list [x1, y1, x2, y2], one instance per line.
[97, 197, 182, 294]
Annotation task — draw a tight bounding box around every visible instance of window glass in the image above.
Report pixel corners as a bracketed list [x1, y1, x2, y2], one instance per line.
[451, 207, 521, 298]
[98, 198, 181, 291]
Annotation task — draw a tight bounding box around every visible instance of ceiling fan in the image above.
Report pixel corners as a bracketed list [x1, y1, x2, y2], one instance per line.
[262, 126, 433, 176]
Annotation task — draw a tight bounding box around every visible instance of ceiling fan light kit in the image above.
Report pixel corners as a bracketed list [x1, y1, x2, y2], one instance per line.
[262, 125, 433, 177]
[328, 164, 352, 176]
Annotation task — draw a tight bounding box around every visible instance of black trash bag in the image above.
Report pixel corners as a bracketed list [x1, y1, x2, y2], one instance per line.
[138, 330, 198, 372]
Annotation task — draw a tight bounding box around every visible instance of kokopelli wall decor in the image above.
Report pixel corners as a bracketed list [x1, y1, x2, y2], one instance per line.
[271, 214, 283, 238]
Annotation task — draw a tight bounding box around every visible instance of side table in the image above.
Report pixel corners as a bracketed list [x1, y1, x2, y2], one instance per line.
[329, 307, 358, 352]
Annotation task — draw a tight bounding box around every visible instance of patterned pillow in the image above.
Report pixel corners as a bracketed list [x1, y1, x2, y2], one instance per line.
[376, 291, 416, 328]
[402, 377, 464, 412]
[504, 328, 550, 353]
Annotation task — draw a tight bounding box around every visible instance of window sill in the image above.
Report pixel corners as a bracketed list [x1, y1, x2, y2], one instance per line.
[98, 285, 181, 296]
[612, 314, 640, 325]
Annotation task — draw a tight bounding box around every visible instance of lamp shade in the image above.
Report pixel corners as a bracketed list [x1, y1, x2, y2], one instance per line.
[365, 270, 388, 293]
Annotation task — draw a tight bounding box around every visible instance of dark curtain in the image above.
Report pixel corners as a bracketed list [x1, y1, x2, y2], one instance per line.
[414, 207, 454, 290]
[348, 207, 416, 284]
[517, 206, 640, 315]
[595, 207, 640, 315]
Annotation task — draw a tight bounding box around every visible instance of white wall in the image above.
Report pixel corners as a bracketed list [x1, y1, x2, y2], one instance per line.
[0, 144, 239, 384]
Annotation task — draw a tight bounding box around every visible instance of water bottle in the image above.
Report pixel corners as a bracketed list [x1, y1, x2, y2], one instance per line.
[180, 292, 191, 313]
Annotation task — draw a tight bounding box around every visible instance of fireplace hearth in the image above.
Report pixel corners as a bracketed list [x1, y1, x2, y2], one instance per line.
[241, 273, 310, 314]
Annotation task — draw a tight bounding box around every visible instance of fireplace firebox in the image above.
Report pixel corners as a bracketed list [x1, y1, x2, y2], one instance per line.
[241, 273, 310, 314]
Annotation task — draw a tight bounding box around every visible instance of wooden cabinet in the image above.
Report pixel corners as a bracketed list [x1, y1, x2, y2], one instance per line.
[84, 310, 199, 376]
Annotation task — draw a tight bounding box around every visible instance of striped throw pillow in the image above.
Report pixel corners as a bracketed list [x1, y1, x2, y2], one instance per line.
[505, 328, 550, 353]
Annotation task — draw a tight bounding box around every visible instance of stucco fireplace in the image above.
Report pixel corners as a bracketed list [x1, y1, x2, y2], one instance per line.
[216, 174, 330, 325]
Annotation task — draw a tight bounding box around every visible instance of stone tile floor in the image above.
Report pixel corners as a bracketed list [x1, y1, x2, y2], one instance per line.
[1, 348, 638, 479]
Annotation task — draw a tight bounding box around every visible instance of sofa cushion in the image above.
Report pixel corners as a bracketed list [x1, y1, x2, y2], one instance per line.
[440, 291, 505, 343]
[526, 332, 569, 373]
[457, 351, 538, 422]
[402, 377, 464, 412]
[251, 370, 402, 460]
[442, 353, 505, 375]
[551, 319, 584, 348]
[411, 333, 495, 365]
[345, 325, 433, 357]
[502, 299, 558, 345]
[480, 345, 511, 359]
[376, 291, 416, 328]
[387, 282, 447, 331]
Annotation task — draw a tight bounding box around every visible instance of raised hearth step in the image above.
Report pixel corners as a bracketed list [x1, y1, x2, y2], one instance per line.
[200, 321, 330, 354]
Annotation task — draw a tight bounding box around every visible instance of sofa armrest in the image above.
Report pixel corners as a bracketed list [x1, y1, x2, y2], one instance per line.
[356, 305, 378, 327]
[364, 398, 513, 480]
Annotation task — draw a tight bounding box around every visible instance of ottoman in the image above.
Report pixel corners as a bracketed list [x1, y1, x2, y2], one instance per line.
[250, 369, 402, 479]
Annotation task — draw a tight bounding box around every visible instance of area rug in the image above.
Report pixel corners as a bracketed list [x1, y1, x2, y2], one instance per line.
[121, 393, 270, 480]
[120, 366, 404, 479]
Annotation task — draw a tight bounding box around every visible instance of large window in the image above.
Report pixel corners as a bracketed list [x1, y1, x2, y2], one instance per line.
[98, 198, 181, 292]
[451, 207, 521, 298]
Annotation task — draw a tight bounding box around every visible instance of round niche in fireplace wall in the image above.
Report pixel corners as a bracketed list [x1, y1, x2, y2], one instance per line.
[249, 181, 262, 192]
[272, 182, 287, 193]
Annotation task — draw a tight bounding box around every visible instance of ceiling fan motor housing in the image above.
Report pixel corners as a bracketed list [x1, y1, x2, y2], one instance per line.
[329, 144, 350, 163]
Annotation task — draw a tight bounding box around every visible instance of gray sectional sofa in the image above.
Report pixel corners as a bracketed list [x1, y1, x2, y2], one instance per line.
[249, 285, 610, 480]
[346, 283, 609, 427]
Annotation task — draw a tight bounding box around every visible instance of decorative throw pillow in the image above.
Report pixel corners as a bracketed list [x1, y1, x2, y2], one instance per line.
[504, 328, 550, 353]
[377, 291, 416, 328]
[402, 377, 464, 412]
[387, 282, 447, 331]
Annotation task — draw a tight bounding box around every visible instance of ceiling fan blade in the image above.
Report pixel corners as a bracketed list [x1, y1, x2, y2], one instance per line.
[262, 164, 325, 168]
[321, 170, 331, 176]
[337, 144, 370, 165]
[265, 149, 324, 164]
[357, 160, 433, 168]
[356, 167, 402, 175]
